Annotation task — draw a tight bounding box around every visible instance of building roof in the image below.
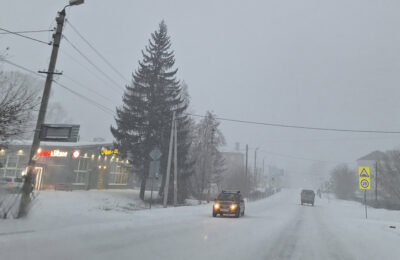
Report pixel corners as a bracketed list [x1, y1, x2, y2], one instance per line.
[2, 140, 112, 148]
[357, 150, 387, 161]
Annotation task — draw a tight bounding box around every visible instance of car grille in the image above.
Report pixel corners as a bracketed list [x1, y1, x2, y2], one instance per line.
[218, 201, 235, 210]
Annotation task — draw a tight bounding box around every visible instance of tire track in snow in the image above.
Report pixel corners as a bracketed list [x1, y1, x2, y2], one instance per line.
[263, 199, 356, 260]
[263, 204, 303, 260]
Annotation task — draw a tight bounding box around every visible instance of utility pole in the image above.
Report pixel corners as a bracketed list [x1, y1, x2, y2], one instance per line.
[27, 10, 65, 168]
[254, 147, 259, 189]
[262, 158, 265, 187]
[245, 144, 248, 194]
[375, 161, 378, 203]
[262, 158, 265, 175]
[19, 3, 84, 217]
[173, 115, 178, 206]
[207, 127, 215, 203]
[163, 112, 175, 208]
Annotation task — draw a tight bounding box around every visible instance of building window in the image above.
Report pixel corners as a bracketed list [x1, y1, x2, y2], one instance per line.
[108, 163, 128, 185]
[0, 155, 25, 177]
[0, 156, 6, 176]
[7, 156, 18, 168]
[6, 169, 16, 177]
[73, 158, 90, 184]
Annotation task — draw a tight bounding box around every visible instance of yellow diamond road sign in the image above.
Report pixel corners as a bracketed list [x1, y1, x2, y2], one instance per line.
[359, 167, 371, 190]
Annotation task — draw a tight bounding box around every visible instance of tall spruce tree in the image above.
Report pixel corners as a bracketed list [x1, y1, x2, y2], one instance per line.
[111, 21, 192, 202]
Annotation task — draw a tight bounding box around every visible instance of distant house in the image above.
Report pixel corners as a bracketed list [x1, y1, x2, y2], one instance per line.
[221, 152, 245, 173]
[356, 150, 386, 194]
[357, 150, 386, 173]
[220, 151, 245, 191]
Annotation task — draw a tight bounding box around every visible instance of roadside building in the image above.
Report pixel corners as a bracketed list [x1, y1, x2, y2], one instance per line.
[356, 150, 386, 200]
[0, 140, 132, 190]
[220, 151, 246, 191]
[357, 150, 386, 187]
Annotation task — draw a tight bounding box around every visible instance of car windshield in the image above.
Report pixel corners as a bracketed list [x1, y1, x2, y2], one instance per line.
[2, 1, 400, 260]
[217, 193, 239, 200]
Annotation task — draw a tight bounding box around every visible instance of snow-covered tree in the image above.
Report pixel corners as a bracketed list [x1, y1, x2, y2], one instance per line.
[330, 164, 357, 200]
[111, 21, 192, 202]
[190, 111, 226, 198]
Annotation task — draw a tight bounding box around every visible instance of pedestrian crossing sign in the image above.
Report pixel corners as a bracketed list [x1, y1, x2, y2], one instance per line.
[358, 167, 371, 190]
[359, 167, 370, 177]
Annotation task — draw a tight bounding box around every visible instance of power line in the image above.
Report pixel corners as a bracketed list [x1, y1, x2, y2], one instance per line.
[65, 20, 130, 83]
[0, 27, 51, 45]
[59, 49, 123, 95]
[52, 80, 116, 116]
[188, 113, 400, 134]
[3, 60, 396, 135]
[239, 146, 350, 164]
[1, 59, 116, 117]
[258, 149, 351, 165]
[0, 58, 46, 79]
[62, 35, 124, 92]
[62, 73, 116, 103]
[0, 29, 53, 35]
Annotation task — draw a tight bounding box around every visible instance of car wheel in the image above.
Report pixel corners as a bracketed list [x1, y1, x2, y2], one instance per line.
[212, 211, 217, 217]
[235, 207, 240, 218]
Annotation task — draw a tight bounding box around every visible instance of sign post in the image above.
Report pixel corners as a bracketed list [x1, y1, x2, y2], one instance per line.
[149, 148, 162, 209]
[359, 167, 371, 219]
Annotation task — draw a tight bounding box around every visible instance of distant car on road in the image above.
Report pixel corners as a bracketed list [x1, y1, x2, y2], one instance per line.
[0, 177, 24, 193]
[213, 190, 245, 218]
[301, 189, 315, 206]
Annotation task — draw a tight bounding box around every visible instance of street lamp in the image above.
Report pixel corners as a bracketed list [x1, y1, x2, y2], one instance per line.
[69, 0, 84, 6]
[21, 0, 84, 218]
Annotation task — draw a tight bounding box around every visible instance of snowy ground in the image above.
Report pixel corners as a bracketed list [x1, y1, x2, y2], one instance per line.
[1, 189, 400, 260]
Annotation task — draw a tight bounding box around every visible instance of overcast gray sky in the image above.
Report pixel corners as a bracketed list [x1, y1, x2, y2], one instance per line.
[2, 0, 400, 183]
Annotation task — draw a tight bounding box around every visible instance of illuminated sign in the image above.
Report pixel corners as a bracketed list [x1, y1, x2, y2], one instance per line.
[72, 150, 81, 159]
[37, 150, 68, 158]
[101, 147, 118, 156]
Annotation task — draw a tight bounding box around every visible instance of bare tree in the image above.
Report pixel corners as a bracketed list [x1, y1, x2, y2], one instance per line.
[0, 71, 40, 141]
[330, 164, 357, 200]
[189, 111, 226, 199]
[379, 150, 400, 204]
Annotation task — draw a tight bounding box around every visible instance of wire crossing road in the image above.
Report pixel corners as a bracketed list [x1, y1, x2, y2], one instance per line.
[1, 189, 399, 260]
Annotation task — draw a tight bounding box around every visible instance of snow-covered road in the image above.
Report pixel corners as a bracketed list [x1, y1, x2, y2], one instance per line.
[1, 189, 400, 260]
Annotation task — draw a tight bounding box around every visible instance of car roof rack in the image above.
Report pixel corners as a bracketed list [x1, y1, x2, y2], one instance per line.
[222, 190, 240, 194]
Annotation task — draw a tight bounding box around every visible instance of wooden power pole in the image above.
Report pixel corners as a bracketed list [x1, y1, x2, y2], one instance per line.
[163, 112, 176, 208]
[173, 114, 178, 206]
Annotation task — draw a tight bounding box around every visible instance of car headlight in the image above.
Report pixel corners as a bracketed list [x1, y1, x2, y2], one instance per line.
[214, 203, 220, 209]
[230, 204, 237, 210]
